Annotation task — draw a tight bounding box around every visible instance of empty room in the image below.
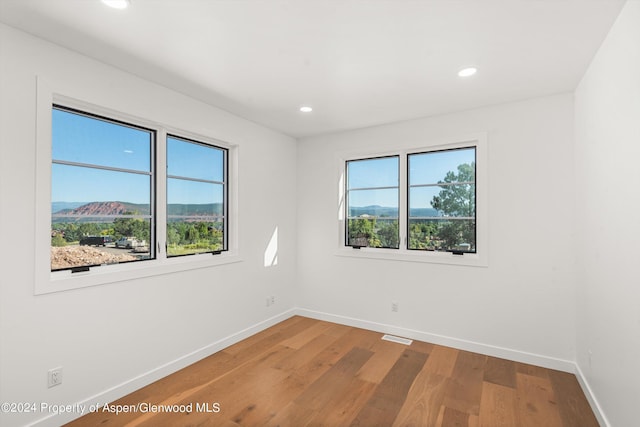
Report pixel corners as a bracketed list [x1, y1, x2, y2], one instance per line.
[0, 0, 638, 426]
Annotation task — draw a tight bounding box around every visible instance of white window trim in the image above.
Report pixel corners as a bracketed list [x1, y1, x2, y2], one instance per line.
[35, 77, 241, 295]
[335, 134, 488, 267]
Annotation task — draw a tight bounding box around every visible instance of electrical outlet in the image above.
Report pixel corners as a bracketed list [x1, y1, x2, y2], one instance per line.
[266, 297, 271, 307]
[48, 367, 63, 388]
[270, 295, 276, 306]
[391, 301, 399, 312]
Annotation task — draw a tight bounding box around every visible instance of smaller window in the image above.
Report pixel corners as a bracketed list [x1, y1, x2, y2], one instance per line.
[166, 135, 228, 257]
[337, 136, 486, 267]
[345, 156, 400, 248]
[408, 147, 476, 253]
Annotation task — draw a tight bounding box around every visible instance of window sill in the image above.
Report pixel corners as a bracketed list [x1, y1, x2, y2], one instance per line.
[335, 247, 487, 267]
[36, 251, 242, 295]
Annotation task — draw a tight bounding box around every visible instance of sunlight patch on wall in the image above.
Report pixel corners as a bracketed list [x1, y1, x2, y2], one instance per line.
[264, 227, 278, 267]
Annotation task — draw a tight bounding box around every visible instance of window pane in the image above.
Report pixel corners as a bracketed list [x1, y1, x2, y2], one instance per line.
[52, 107, 151, 172]
[51, 106, 154, 272]
[409, 184, 475, 218]
[409, 148, 475, 185]
[167, 179, 223, 213]
[167, 180, 225, 256]
[408, 147, 476, 253]
[50, 165, 152, 271]
[347, 218, 399, 249]
[347, 189, 399, 248]
[347, 188, 399, 218]
[409, 186, 442, 215]
[167, 136, 225, 182]
[346, 156, 399, 249]
[51, 217, 152, 271]
[52, 164, 151, 211]
[166, 220, 225, 256]
[408, 218, 475, 252]
[166, 136, 227, 257]
[347, 156, 399, 189]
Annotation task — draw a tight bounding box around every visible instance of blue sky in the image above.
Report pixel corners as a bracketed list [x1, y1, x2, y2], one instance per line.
[167, 136, 224, 205]
[167, 136, 224, 183]
[52, 108, 224, 205]
[409, 148, 475, 185]
[347, 148, 475, 208]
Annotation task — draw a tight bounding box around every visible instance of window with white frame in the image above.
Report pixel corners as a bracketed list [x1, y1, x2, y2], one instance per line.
[340, 137, 486, 266]
[45, 101, 233, 286]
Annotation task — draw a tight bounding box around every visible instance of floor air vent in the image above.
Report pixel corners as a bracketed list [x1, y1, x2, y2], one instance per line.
[381, 334, 413, 345]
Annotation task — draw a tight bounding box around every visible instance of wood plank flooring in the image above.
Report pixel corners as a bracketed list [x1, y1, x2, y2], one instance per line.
[64, 316, 599, 427]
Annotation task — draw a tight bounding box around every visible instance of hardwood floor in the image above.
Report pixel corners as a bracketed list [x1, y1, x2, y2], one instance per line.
[64, 316, 599, 427]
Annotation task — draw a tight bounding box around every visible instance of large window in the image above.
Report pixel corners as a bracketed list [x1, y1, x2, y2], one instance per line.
[341, 138, 485, 266]
[345, 156, 399, 248]
[35, 82, 239, 294]
[166, 135, 227, 256]
[47, 104, 232, 280]
[51, 106, 155, 271]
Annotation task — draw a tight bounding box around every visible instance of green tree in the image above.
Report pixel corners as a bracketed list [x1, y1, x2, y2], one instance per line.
[348, 218, 381, 247]
[409, 221, 438, 250]
[62, 223, 80, 242]
[113, 216, 149, 241]
[197, 222, 209, 237]
[167, 226, 181, 246]
[430, 162, 476, 251]
[185, 225, 199, 243]
[51, 234, 67, 247]
[77, 222, 100, 237]
[377, 220, 399, 248]
[431, 163, 475, 217]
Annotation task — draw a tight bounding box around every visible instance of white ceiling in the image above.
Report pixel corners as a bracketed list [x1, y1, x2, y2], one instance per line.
[0, 0, 627, 138]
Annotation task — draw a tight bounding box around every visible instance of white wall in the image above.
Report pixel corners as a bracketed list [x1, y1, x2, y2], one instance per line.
[574, 2, 640, 426]
[0, 24, 297, 426]
[297, 93, 577, 367]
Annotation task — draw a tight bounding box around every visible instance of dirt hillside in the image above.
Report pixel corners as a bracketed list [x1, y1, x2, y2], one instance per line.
[51, 246, 137, 270]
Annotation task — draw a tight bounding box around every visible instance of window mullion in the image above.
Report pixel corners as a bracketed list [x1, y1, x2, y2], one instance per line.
[399, 152, 408, 252]
[155, 127, 168, 261]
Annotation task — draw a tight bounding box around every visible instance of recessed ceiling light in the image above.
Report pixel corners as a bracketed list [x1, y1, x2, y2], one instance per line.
[458, 67, 477, 77]
[101, 0, 130, 9]
[299, 106, 313, 113]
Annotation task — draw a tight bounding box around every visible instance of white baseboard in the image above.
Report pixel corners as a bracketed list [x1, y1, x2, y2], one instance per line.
[574, 364, 610, 427]
[28, 309, 296, 427]
[295, 308, 575, 373]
